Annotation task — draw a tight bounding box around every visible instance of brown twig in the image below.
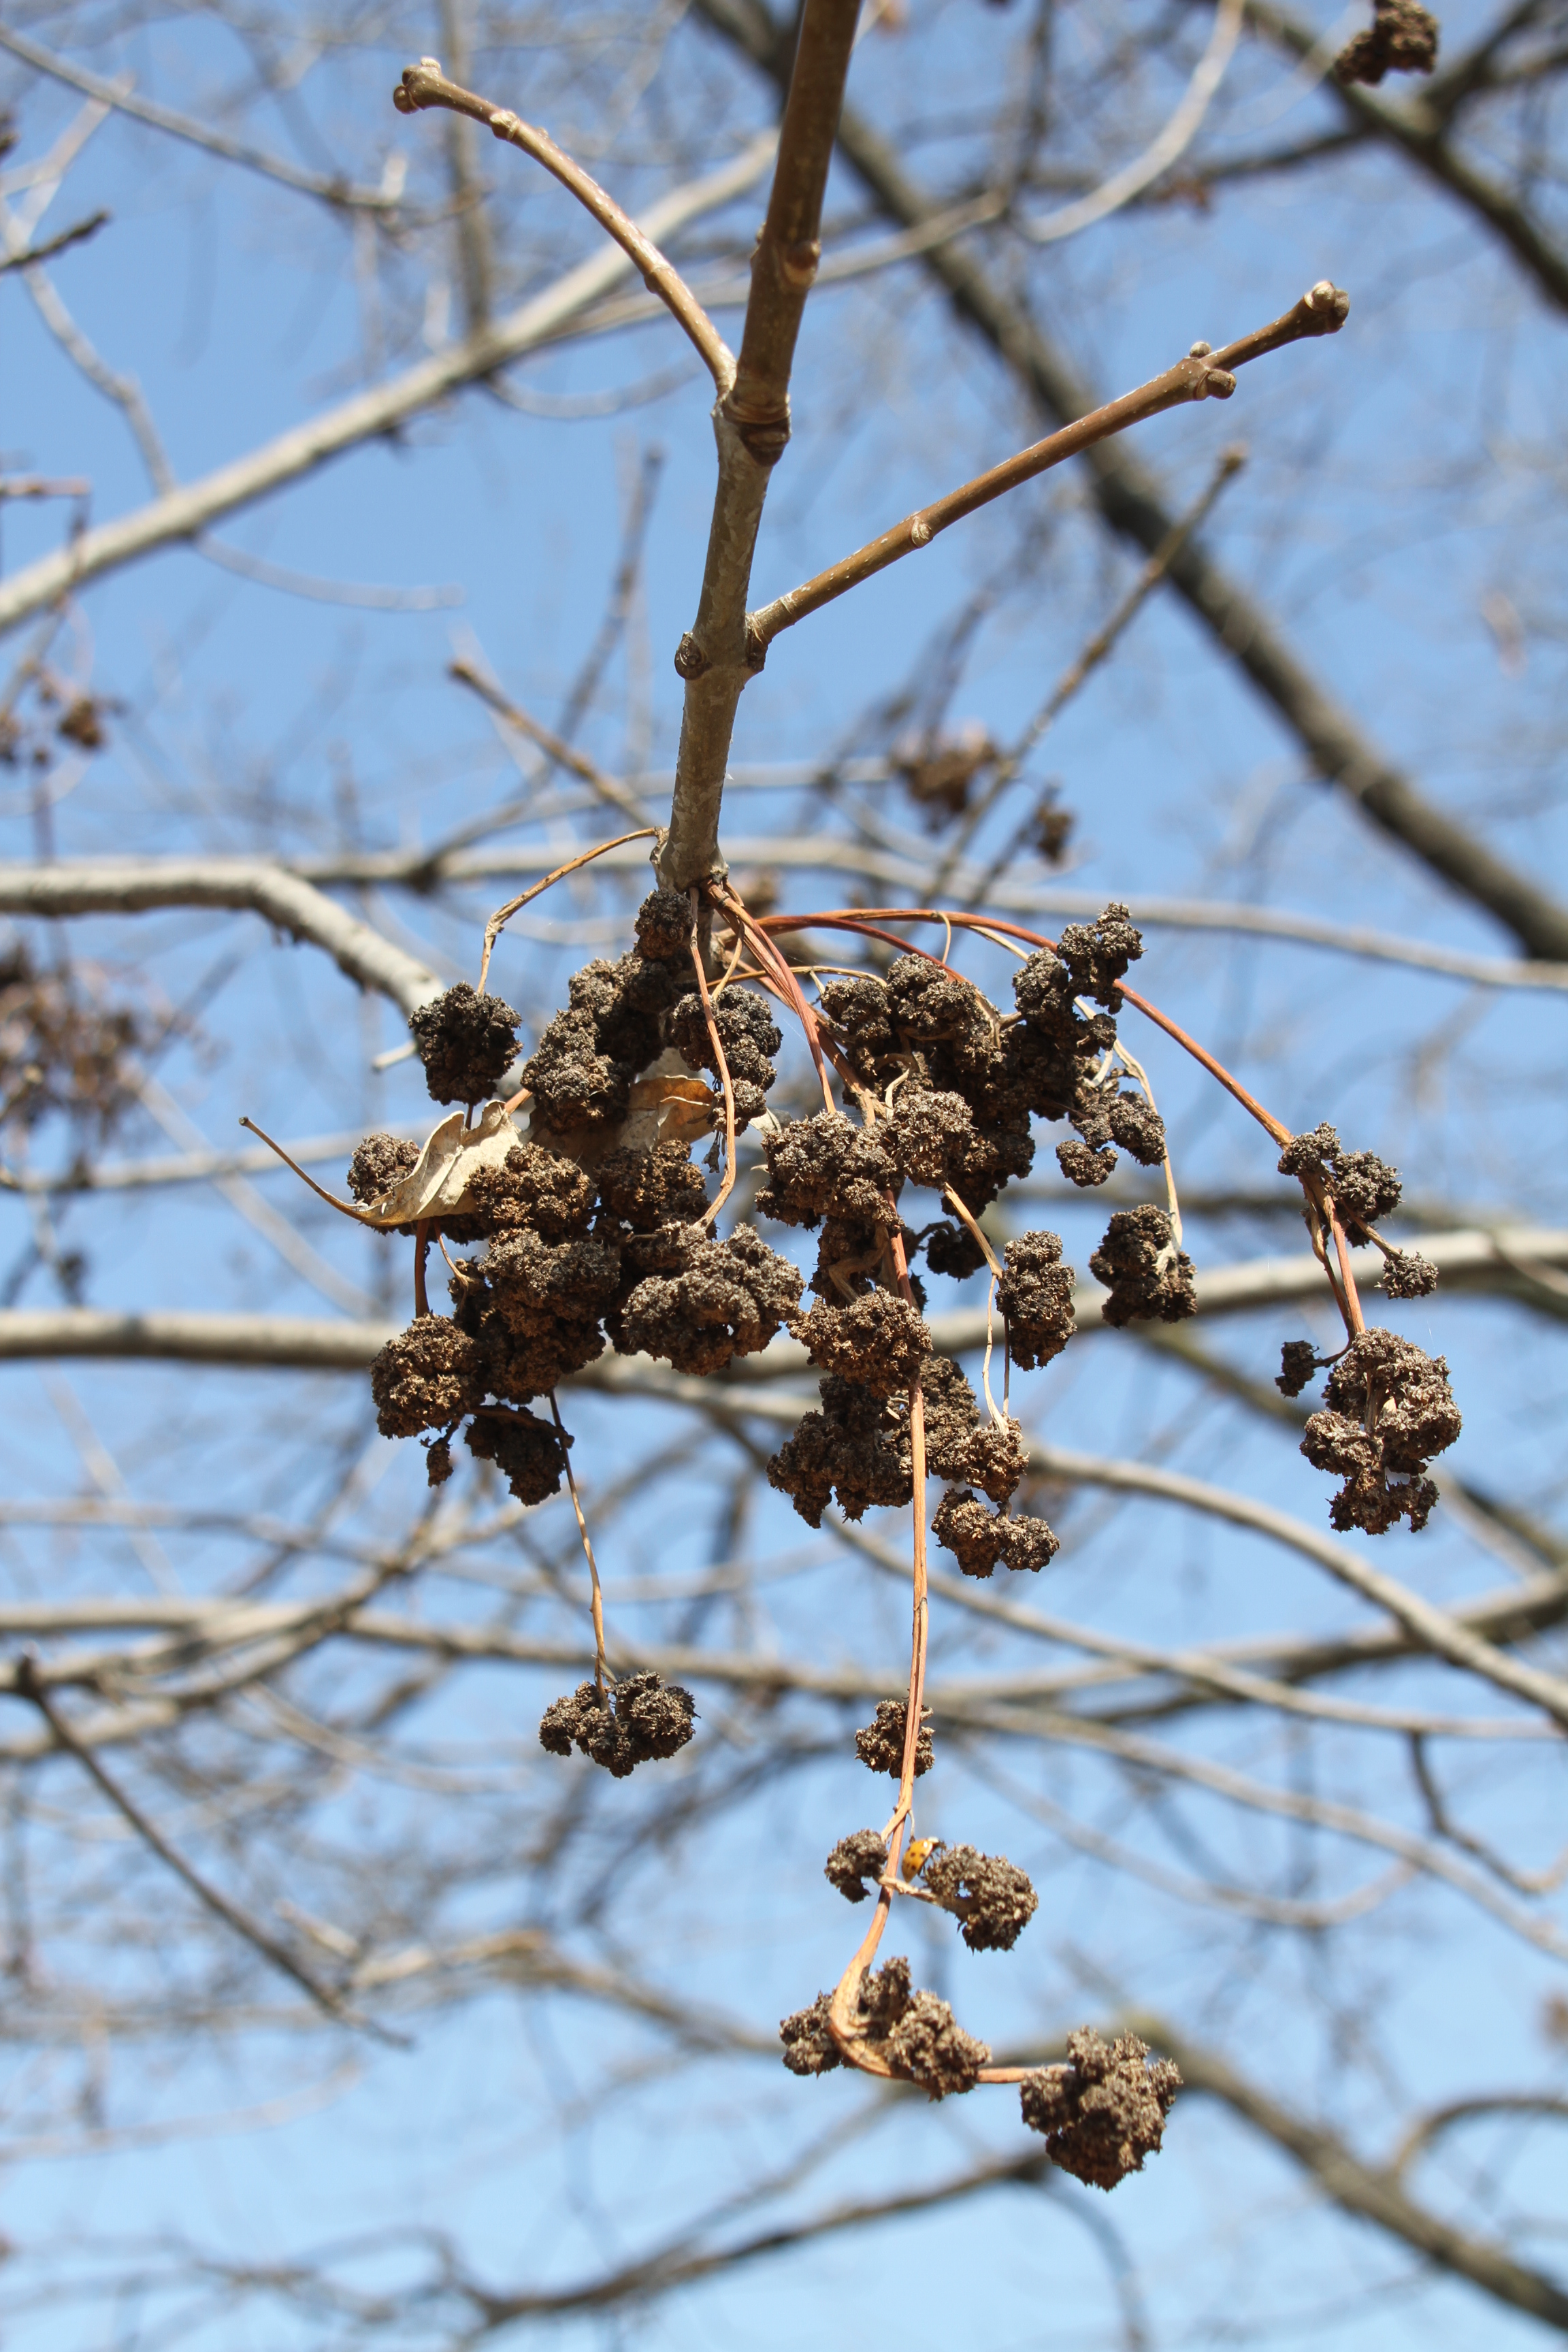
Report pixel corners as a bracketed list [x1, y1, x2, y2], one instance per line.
[0, 209, 110, 276]
[413, 1221, 431, 1320]
[711, 884, 839, 1113]
[942, 445, 1248, 905]
[394, 61, 734, 389]
[477, 828, 658, 991]
[658, 1, 861, 894]
[1324, 1194, 1369, 1337]
[827, 1221, 931, 2076]
[549, 1392, 609, 1689]
[747, 287, 1347, 654]
[688, 890, 738, 1227]
[449, 659, 648, 826]
[14, 1653, 391, 2037]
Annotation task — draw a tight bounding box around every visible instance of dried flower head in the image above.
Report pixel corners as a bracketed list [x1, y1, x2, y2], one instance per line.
[825, 1828, 889, 1902]
[854, 1698, 933, 1778]
[779, 1991, 841, 2076]
[1382, 1248, 1439, 1300]
[347, 1132, 420, 1204]
[466, 1142, 597, 1241]
[0, 941, 149, 1144]
[924, 1218, 988, 1281]
[1301, 1326, 1460, 1533]
[768, 1375, 913, 1527]
[621, 1224, 802, 1375]
[933, 1486, 1058, 1576]
[538, 1670, 696, 1776]
[1276, 1339, 1321, 1399]
[670, 985, 781, 1094]
[792, 1290, 932, 1395]
[1055, 903, 1144, 1007]
[757, 1110, 898, 1227]
[919, 1843, 1039, 1951]
[1057, 1137, 1117, 1188]
[633, 887, 695, 962]
[370, 1318, 487, 1438]
[998, 1231, 1077, 1369]
[1335, 0, 1438, 84]
[465, 1405, 568, 1505]
[409, 983, 521, 1106]
[1019, 2029, 1181, 2188]
[816, 973, 901, 1090]
[1277, 1125, 1403, 1242]
[885, 1986, 991, 2099]
[1090, 1206, 1196, 1326]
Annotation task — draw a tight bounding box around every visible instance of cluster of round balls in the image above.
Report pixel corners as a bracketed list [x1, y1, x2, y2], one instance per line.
[1293, 1328, 1462, 1533]
[1276, 1124, 1437, 1298]
[1335, 0, 1438, 86]
[365, 894, 804, 1463]
[762, 908, 1194, 1575]
[780, 1955, 992, 2100]
[852, 1698, 934, 1778]
[1017, 2030, 1183, 2190]
[356, 901, 1213, 1767]
[825, 1830, 1039, 1953]
[538, 1671, 696, 1777]
[781, 1970, 1179, 2181]
[358, 892, 802, 1777]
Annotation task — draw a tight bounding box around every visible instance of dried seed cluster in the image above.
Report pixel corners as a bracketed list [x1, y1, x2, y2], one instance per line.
[1277, 1122, 1411, 1247]
[1335, 0, 1438, 85]
[997, 1230, 1076, 1368]
[410, 982, 521, 1107]
[919, 1842, 1039, 1952]
[347, 1132, 419, 1204]
[1090, 1206, 1196, 1327]
[670, 983, 782, 1122]
[347, 890, 1446, 2176]
[0, 938, 148, 1147]
[365, 908, 801, 1505]
[932, 1486, 1058, 1577]
[465, 1407, 568, 1505]
[824, 1828, 889, 1901]
[781, 1956, 992, 2098]
[768, 1374, 913, 1526]
[523, 939, 691, 1134]
[1019, 2030, 1183, 2189]
[538, 1670, 696, 1777]
[1301, 1327, 1461, 1532]
[1276, 1339, 1322, 1399]
[853, 1698, 934, 1778]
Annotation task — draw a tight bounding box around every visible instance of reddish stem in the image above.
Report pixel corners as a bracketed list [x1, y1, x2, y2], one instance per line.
[829, 1221, 930, 2070]
[751, 906, 1294, 1148]
[711, 884, 839, 1113]
[1325, 1195, 1368, 1337]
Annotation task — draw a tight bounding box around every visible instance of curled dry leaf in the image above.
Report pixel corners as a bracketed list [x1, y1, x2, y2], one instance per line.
[362, 1100, 525, 1227]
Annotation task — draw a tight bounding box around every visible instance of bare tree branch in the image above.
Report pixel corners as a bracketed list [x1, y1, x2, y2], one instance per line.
[748, 283, 1346, 653]
[659, 0, 861, 891]
[0, 859, 442, 1013]
[12, 1656, 382, 2036]
[0, 138, 778, 638]
[1247, 0, 1568, 316]
[1145, 2018, 1568, 2333]
[692, 0, 1568, 959]
[0, 22, 405, 214]
[393, 58, 736, 389]
[0, 208, 108, 274]
[16, 839, 1568, 994]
